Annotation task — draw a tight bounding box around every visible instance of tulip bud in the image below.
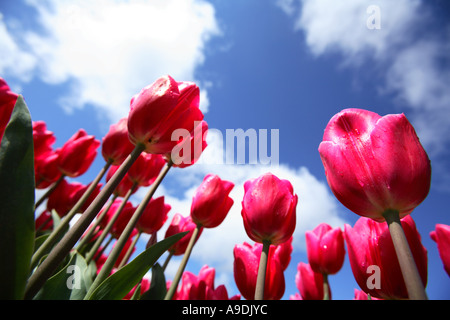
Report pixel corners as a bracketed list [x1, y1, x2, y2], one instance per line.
[305, 223, 345, 275]
[344, 215, 427, 299]
[430, 224, 450, 277]
[127, 75, 204, 155]
[164, 213, 203, 256]
[318, 108, 431, 222]
[241, 173, 297, 245]
[190, 174, 234, 228]
[102, 117, 135, 165]
[135, 196, 171, 234]
[58, 129, 100, 177]
[233, 241, 285, 300]
[295, 262, 331, 300]
[127, 153, 165, 187]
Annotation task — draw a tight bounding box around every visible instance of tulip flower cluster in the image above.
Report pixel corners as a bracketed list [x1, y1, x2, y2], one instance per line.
[0, 75, 449, 303]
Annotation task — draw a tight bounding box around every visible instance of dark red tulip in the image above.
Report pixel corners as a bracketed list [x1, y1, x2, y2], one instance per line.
[58, 129, 100, 177]
[0, 77, 19, 143]
[135, 196, 171, 234]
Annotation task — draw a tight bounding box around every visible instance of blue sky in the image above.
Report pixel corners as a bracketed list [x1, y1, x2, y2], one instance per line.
[1, 0, 450, 300]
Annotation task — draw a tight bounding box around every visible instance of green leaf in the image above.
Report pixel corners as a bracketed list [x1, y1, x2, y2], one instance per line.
[33, 251, 90, 300]
[87, 231, 188, 300]
[0, 96, 35, 299]
[140, 263, 167, 300]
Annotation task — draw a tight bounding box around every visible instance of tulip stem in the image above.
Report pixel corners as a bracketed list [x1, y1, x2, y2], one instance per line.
[84, 160, 173, 300]
[24, 144, 145, 300]
[383, 210, 428, 300]
[255, 239, 271, 300]
[118, 230, 142, 269]
[164, 223, 202, 300]
[84, 185, 135, 264]
[31, 160, 112, 269]
[34, 174, 65, 210]
[322, 273, 330, 300]
[162, 251, 174, 271]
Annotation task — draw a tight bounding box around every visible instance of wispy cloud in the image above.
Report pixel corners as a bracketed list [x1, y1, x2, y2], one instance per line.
[277, 0, 450, 191]
[0, 0, 220, 122]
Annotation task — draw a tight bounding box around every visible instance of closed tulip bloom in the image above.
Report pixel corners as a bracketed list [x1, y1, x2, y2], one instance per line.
[127, 153, 165, 187]
[136, 196, 171, 234]
[35, 210, 53, 232]
[0, 77, 19, 143]
[241, 173, 297, 245]
[46, 179, 84, 217]
[109, 201, 138, 239]
[233, 242, 285, 300]
[35, 149, 61, 189]
[305, 223, 345, 275]
[165, 213, 203, 256]
[344, 215, 427, 299]
[190, 174, 234, 228]
[58, 129, 100, 177]
[127, 75, 204, 154]
[318, 108, 431, 222]
[295, 262, 331, 300]
[102, 117, 135, 165]
[33, 121, 56, 160]
[430, 224, 450, 277]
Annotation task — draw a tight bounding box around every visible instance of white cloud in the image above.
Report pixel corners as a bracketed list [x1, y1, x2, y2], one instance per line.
[278, 0, 450, 190]
[1, 0, 220, 122]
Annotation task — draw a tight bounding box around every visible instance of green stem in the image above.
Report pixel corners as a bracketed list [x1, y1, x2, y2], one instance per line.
[382, 209, 428, 300]
[34, 174, 65, 210]
[84, 160, 173, 300]
[322, 273, 330, 300]
[24, 144, 145, 300]
[164, 224, 202, 300]
[118, 231, 141, 269]
[75, 193, 118, 253]
[31, 160, 112, 269]
[254, 240, 270, 300]
[162, 251, 174, 271]
[84, 185, 135, 264]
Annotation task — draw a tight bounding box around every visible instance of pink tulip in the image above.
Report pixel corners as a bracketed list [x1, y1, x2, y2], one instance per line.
[233, 241, 286, 300]
[353, 288, 381, 300]
[127, 75, 204, 155]
[102, 117, 135, 165]
[344, 215, 427, 299]
[0, 77, 19, 143]
[305, 223, 345, 275]
[164, 213, 203, 256]
[174, 265, 239, 300]
[241, 173, 297, 245]
[34, 149, 61, 189]
[46, 179, 84, 217]
[430, 224, 450, 277]
[295, 262, 331, 300]
[33, 121, 56, 160]
[136, 196, 171, 234]
[190, 174, 234, 228]
[127, 152, 165, 187]
[318, 108, 431, 222]
[58, 129, 100, 177]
